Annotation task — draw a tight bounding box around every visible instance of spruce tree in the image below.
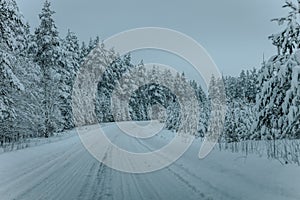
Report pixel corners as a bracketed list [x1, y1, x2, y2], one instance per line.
[35, 0, 65, 136]
[0, 0, 27, 143]
[254, 0, 300, 140]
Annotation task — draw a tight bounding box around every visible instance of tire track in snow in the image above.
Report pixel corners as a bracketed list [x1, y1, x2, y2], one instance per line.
[0, 141, 83, 200]
[41, 149, 91, 200]
[91, 147, 113, 200]
[14, 144, 86, 200]
[77, 161, 98, 200]
[112, 132, 209, 200]
[134, 137, 235, 200]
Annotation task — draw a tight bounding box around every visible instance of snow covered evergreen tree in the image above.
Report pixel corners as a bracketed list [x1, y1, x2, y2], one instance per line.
[35, 0, 72, 136]
[222, 69, 258, 142]
[0, 0, 47, 144]
[206, 75, 226, 142]
[96, 54, 132, 122]
[0, 0, 28, 53]
[281, 51, 300, 138]
[80, 41, 89, 62]
[73, 42, 116, 125]
[60, 30, 80, 129]
[0, 0, 28, 144]
[254, 0, 300, 140]
[189, 80, 209, 137]
[269, 0, 300, 55]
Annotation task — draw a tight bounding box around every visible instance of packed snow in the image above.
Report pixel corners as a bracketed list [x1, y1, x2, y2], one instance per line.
[0, 122, 300, 200]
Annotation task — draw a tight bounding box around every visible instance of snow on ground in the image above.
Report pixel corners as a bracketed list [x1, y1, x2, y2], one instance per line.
[0, 129, 76, 154]
[0, 122, 300, 200]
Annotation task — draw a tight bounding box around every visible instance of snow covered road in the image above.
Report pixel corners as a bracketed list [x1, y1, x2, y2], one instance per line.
[1, 123, 300, 200]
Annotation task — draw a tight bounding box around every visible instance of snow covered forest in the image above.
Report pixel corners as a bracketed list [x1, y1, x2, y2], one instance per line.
[0, 0, 300, 164]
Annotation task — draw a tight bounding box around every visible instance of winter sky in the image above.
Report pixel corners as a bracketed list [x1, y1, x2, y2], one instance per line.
[16, 0, 286, 79]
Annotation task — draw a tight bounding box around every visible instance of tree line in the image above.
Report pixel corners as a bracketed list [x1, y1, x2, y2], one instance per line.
[0, 0, 299, 147]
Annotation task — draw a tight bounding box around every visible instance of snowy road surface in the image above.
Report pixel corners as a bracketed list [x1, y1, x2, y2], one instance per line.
[1, 122, 300, 200]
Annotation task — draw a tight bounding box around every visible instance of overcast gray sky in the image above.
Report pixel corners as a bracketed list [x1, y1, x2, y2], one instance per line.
[16, 0, 286, 78]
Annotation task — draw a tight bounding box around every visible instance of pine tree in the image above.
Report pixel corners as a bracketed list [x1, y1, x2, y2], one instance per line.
[74, 42, 116, 125]
[253, 56, 284, 139]
[60, 30, 80, 129]
[282, 51, 300, 138]
[64, 30, 80, 74]
[35, 0, 66, 136]
[0, 0, 28, 53]
[0, 56, 24, 144]
[189, 80, 209, 137]
[80, 41, 89, 62]
[207, 75, 226, 142]
[254, 0, 300, 140]
[0, 0, 27, 144]
[247, 68, 258, 103]
[269, 0, 300, 55]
